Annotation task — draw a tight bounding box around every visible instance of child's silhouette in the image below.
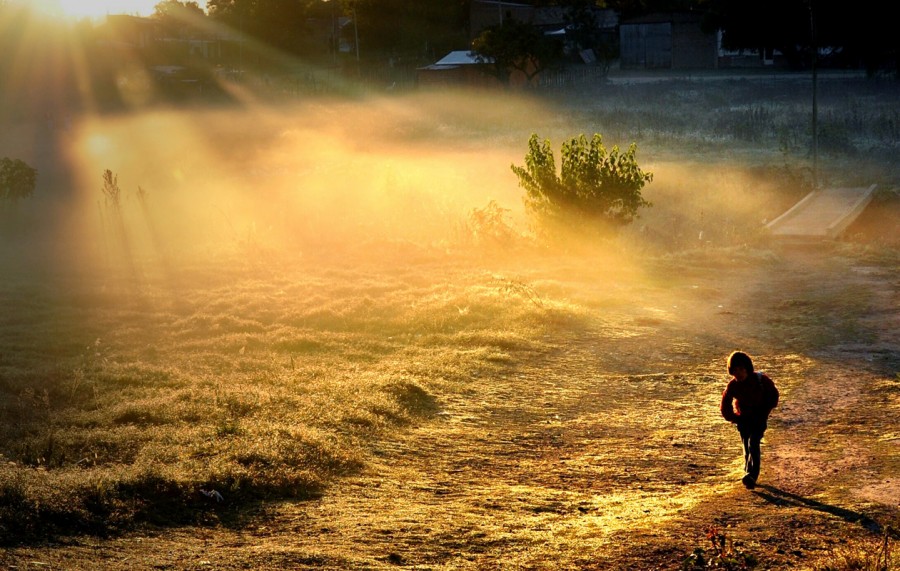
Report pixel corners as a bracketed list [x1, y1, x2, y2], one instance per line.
[720, 351, 779, 489]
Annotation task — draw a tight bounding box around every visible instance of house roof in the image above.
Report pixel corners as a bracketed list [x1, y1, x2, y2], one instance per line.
[434, 51, 489, 66]
[418, 50, 494, 71]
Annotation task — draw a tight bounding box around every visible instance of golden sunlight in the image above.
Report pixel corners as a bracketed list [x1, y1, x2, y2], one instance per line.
[34, 0, 205, 19]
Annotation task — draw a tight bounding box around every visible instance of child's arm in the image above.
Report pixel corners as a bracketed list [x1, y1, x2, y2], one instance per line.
[720, 384, 740, 423]
[761, 373, 779, 410]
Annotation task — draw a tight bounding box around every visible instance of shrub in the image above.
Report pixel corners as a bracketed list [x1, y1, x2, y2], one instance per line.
[511, 133, 652, 235]
[0, 157, 37, 207]
[466, 200, 519, 248]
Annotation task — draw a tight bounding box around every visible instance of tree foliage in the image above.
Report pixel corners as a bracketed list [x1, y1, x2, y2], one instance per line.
[471, 16, 562, 86]
[153, 0, 900, 76]
[604, 0, 700, 20]
[204, 0, 468, 61]
[0, 158, 37, 207]
[353, 0, 469, 60]
[511, 134, 652, 230]
[152, 1, 206, 38]
[206, 0, 317, 54]
[559, 0, 600, 51]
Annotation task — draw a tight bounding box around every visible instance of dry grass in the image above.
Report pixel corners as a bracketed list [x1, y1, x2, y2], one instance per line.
[0, 75, 898, 567]
[0, 252, 562, 540]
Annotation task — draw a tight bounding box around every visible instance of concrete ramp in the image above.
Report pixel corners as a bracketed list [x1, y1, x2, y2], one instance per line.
[766, 184, 877, 239]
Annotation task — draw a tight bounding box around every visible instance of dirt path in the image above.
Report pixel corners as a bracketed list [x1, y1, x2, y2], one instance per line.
[3, 246, 898, 570]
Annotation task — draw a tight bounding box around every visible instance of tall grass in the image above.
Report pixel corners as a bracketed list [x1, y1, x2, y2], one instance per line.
[816, 529, 895, 571]
[0, 253, 571, 542]
[551, 77, 900, 185]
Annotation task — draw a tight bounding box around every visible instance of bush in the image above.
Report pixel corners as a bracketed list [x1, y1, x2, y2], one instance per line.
[511, 133, 652, 235]
[0, 157, 37, 207]
[466, 200, 519, 248]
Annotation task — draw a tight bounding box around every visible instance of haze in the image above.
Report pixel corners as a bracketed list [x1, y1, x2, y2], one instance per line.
[24, 0, 207, 19]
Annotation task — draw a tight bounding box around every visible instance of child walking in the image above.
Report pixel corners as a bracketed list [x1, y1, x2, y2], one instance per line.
[720, 351, 779, 489]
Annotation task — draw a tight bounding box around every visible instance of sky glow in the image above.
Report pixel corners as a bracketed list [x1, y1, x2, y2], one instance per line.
[27, 0, 207, 19]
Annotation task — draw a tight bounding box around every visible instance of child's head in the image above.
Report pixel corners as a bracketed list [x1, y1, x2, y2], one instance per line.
[727, 351, 754, 376]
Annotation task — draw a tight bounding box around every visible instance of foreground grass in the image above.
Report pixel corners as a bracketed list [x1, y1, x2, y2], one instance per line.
[2, 235, 895, 549]
[0, 248, 609, 542]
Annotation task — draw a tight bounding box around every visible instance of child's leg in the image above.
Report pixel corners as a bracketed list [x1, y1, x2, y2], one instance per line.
[745, 431, 762, 481]
[742, 422, 767, 482]
[740, 431, 748, 469]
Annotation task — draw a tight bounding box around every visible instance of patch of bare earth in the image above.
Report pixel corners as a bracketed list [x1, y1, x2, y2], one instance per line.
[2, 245, 897, 570]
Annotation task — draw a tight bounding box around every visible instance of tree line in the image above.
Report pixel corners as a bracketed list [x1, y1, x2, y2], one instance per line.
[149, 1, 896, 73]
[153, 0, 471, 64]
[1, 0, 894, 74]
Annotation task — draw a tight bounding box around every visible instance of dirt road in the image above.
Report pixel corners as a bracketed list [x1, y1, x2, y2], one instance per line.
[3, 244, 898, 570]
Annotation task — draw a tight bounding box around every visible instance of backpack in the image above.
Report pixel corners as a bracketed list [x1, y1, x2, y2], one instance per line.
[757, 372, 779, 411]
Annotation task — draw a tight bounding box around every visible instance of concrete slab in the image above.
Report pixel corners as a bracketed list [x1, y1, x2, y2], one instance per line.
[766, 184, 877, 239]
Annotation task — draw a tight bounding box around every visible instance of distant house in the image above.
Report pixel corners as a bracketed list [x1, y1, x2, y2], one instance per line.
[99, 14, 228, 64]
[718, 41, 782, 68]
[416, 50, 499, 88]
[306, 16, 355, 58]
[470, 1, 536, 37]
[470, 0, 617, 43]
[619, 12, 717, 69]
[100, 15, 158, 50]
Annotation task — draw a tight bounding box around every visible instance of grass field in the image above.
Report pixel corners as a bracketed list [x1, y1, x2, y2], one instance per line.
[1, 74, 898, 568]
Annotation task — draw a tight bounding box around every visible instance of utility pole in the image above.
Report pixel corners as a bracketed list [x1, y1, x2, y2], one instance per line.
[809, 0, 819, 189]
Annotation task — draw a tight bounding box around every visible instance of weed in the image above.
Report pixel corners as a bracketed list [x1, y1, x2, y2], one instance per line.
[466, 200, 520, 248]
[682, 526, 758, 570]
[215, 418, 244, 437]
[385, 380, 438, 417]
[495, 276, 544, 309]
[816, 528, 895, 571]
[82, 477, 117, 518]
[100, 169, 121, 209]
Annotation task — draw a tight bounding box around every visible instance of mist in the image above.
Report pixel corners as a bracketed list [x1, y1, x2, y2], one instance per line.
[2, 94, 542, 271]
[2, 73, 897, 286]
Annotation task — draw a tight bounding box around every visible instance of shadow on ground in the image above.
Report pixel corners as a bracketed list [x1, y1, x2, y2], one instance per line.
[754, 484, 888, 534]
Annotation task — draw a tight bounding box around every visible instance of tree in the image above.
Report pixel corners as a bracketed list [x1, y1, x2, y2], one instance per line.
[555, 0, 619, 73]
[0, 157, 37, 208]
[604, 0, 702, 20]
[511, 134, 652, 232]
[352, 0, 469, 61]
[207, 0, 316, 55]
[471, 16, 562, 87]
[201, 0, 472, 66]
[153, 0, 205, 20]
[152, 0, 206, 39]
[560, 0, 599, 52]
